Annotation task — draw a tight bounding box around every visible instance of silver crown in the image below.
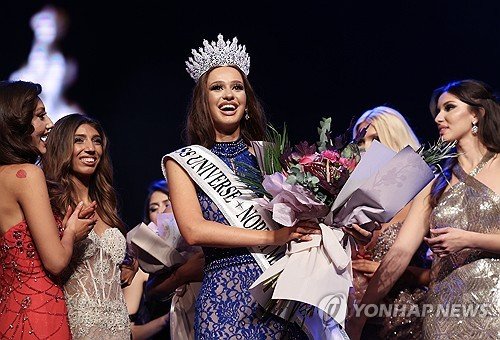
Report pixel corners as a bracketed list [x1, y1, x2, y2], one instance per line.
[185, 34, 250, 81]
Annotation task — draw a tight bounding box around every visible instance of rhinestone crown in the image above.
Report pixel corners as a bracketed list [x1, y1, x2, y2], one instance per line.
[185, 34, 250, 81]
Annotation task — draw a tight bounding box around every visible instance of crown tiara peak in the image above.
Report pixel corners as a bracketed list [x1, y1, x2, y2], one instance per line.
[185, 34, 250, 81]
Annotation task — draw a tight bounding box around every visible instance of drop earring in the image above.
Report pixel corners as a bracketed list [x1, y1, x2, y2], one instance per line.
[471, 121, 478, 136]
[244, 108, 250, 120]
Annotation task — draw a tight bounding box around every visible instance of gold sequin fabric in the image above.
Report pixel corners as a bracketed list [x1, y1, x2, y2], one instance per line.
[373, 222, 429, 339]
[62, 227, 130, 339]
[351, 222, 429, 339]
[424, 157, 500, 339]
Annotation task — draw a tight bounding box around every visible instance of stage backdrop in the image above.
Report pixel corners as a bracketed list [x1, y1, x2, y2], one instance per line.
[1, 1, 499, 228]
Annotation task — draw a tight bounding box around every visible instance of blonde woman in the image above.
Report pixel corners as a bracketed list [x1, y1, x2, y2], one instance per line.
[353, 105, 420, 152]
[349, 106, 431, 339]
[348, 79, 500, 340]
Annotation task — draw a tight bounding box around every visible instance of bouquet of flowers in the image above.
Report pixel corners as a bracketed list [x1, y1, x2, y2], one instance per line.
[127, 213, 200, 274]
[241, 118, 363, 227]
[238, 118, 456, 338]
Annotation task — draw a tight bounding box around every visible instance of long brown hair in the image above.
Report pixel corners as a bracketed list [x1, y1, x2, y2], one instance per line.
[429, 79, 500, 207]
[0, 80, 42, 165]
[185, 65, 267, 147]
[41, 114, 125, 232]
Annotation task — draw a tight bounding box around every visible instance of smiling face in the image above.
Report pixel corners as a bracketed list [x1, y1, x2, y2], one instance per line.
[70, 123, 103, 178]
[30, 98, 53, 154]
[434, 92, 477, 142]
[206, 66, 247, 139]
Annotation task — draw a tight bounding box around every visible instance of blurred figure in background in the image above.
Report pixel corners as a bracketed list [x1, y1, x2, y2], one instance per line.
[10, 5, 82, 122]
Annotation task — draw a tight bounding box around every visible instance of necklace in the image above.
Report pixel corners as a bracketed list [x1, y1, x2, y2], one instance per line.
[211, 138, 247, 158]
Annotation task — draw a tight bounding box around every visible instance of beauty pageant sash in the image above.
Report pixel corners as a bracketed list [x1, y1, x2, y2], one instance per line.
[162, 145, 286, 272]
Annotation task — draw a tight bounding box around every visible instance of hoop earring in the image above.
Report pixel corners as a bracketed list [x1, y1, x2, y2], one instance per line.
[471, 121, 478, 136]
[244, 108, 250, 120]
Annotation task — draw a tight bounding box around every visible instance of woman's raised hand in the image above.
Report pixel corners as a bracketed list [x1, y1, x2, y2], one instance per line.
[79, 201, 97, 219]
[63, 202, 98, 242]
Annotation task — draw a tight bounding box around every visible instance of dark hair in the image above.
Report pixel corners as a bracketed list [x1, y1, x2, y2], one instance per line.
[0, 80, 42, 165]
[41, 113, 125, 232]
[185, 65, 267, 147]
[142, 179, 169, 224]
[429, 79, 500, 207]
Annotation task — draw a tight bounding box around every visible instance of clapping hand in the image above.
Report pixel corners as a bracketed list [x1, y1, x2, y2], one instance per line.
[79, 201, 97, 219]
[62, 202, 98, 242]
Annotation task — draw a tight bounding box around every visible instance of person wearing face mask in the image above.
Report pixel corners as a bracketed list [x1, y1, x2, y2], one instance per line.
[347, 80, 500, 340]
[41, 113, 131, 339]
[124, 179, 204, 340]
[349, 106, 431, 339]
[0, 81, 95, 339]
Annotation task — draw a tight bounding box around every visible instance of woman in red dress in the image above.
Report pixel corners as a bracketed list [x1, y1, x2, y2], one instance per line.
[0, 80, 96, 339]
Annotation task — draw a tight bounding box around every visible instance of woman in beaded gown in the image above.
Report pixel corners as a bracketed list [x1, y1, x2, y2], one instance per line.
[164, 35, 321, 339]
[349, 106, 431, 339]
[0, 81, 95, 339]
[41, 114, 131, 339]
[347, 79, 500, 340]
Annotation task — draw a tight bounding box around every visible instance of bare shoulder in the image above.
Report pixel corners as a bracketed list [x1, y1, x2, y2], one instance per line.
[12, 163, 45, 181]
[1, 163, 44, 184]
[3, 164, 46, 195]
[489, 153, 500, 172]
[165, 158, 181, 171]
[165, 158, 190, 180]
[484, 153, 500, 193]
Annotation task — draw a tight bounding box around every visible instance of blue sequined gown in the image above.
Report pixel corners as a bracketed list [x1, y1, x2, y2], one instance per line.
[194, 139, 307, 339]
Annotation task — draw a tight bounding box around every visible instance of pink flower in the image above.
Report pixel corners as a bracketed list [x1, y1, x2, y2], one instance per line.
[339, 157, 357, 172]
[255, 172, 329, 226]
[321, 150, 339, 162]
[299, 154, 317, 165]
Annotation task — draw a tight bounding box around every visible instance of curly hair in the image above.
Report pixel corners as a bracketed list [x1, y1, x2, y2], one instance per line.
[0, 80, 42, 165]
[41, 113, 125, 233]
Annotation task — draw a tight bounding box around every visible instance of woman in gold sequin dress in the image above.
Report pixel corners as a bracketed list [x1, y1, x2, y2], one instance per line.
[347, 79, 500, 340]
[349, 106, 431, 339]
[0, 81, 95, 339]
[41, 114, 131, 339]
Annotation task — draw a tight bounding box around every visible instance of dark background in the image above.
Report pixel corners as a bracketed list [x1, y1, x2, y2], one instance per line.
[2, 1, 499, 229]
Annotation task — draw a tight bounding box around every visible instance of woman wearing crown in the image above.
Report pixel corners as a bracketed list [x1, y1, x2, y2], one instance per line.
[162, 34, 319, 338]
